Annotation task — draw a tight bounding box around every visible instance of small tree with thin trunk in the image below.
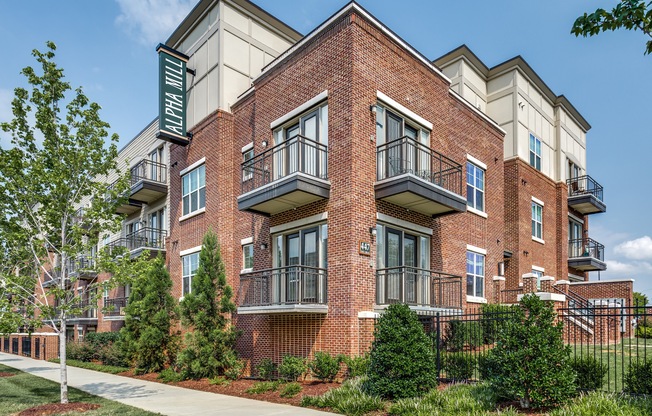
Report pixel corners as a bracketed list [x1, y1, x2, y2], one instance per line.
[0, 42, 129, 403]
[177, 230, 238, 379]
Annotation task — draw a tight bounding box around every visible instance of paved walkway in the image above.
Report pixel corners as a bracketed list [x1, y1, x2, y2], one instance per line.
[0, 353, 336, 416]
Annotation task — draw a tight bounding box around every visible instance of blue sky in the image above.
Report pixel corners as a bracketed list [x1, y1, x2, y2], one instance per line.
[1, 1, 651, 299]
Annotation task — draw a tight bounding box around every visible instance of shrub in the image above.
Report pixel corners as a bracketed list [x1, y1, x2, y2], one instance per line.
[549, 392, 652, 416]
[341, 354, 369, 379]
[636, 326, 652, 338]
[255, 358, 277, 380]
[223, 351, 245, 381]
[157, 368, 183, 383]
[301, 377, 384, 416]
[480, 304, 516, 344]
[246, 380, 282, 394]
[638, 317, 652, 328]
[308, 352, 341, 382]
[571, 356, 607, 391]
[66, 341, 95, 362]
[209, 376, 230, 386]
[367, 303, 437, 399]
[280, 382, 302, 398]
[85, 332, 121, 349]
[278, 355, 307, 381]
[388, 383, 499, 416]
[97, 342, 129, 367]
[442, 353, 477, 381]
[625, 359, 652, 394]
[444, 320, 484, 351]
[481, 294, 576, 409]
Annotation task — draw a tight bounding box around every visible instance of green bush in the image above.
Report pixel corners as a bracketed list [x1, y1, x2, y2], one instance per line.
[625, 359, 652, 394]
[549, 392, 652, 416]
[280, 382, 302, 398]
[442, 353, 477, 381]
[481, 294, 576, 409]
[66, 341, 95, 362]
[48, 358, 128, 374]
[157, 368, 183, 383]
[571, 356, 607, 391]
[444, 320, 484, 352]
[246, 380, 282, 394]
[223, 351, 245, 380]
[636, 326, 652, 338]
[255, 358, 277, 380]
[97, 342, 129, 367]
[308, 352, 341, 382]
[209, 376, 230, 386]
[367, 303, 437, 399]
[480, 304, 516, 344]
[85, 332, 121, 349]
[278, 355, 307, 381]
[477, 352, 501, 382]
[388, 383, 499, 416]
[301, 377, 384, 416]
[638, 317, 652, 328]
[341, 354, 369, 379]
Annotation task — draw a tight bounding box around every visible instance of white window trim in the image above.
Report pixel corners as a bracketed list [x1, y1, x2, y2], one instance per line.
[466, 295, 488, 304]
[467, 206, 488, 219]
[532, 236, 545, 245]
[270, 90, 328, 129]
[241, 142, 254, 153]
[179, 245, 202, 257]
[569, 213, 584, 224]
[466, 154, 487, 170]
[466, 244, 487, 255]
[531, 196, 545, 206]
[180, 157, 206, 176]
[179, 207, 206, 222]
[377, 91, 433, 130]
[241, 237, 253, 245]
[532, 265, 545, 273]
[241, 243, 254, 274]
[376, 213, 432, 236]
[270, 212, 328, 234]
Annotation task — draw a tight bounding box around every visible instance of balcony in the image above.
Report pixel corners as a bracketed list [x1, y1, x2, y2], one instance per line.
[375, 267, 463, 311]
[568, 238, 607, 271]
[103, 297, 128, 320]
[567, 175, 606, 215]
[67, 256, 97, 281]
[238, 266, 328, 314]
[68, 301, 98, 323]
[107, 179, 142, 215]
[129, 159, 168, 203]
[375, 137, 466, 216]
[237, 136, 330, 216]
[107, 227, 167, 258]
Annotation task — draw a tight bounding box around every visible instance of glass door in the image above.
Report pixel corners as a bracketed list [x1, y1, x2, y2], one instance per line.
[286, 233, 300, 303]
[404, 234, 417, 303]
[302, 228, 319, 302]
[386, 228, 402, 303]
[301, 110, 319, 177]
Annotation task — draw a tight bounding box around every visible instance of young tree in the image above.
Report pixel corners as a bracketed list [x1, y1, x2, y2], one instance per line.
[572, 0, 652, 55]
[0, 42, 129, 403]
[634, 291, 649, 316]
[119, 255, 179, 373]
[177, 230, 238, 379]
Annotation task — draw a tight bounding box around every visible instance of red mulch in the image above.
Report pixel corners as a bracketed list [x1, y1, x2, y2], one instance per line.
[17, 403, 100, 416]
[0, 372, 15, 377]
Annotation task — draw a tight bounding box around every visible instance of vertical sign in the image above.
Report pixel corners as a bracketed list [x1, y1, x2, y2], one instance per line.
[156, 44, 190, 145]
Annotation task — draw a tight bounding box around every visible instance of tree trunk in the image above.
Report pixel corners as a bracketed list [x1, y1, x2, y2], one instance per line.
[59, 319, 68, 404]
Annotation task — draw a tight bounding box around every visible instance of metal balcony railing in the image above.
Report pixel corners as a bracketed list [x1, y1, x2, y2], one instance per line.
[569, 238, 605, 261]
[376, 136, 463, 195]
[67, 256, 96, 276]
[376, 267, 463, 309]
[239, 266, 328, 307]
[241, 135, 328, 194]
[567, 175, 604, 201]
[103, 297, 128, 317]
[108, 227, 167, 254]
[130, 159, 167, 186]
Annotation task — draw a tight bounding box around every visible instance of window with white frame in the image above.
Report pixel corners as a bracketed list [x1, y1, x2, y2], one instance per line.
[466, 251, 485, 298]
[182, 252, 199, 296]
[242, 144, 254, 182]
[532, 269, 544, 290]
[181, 164, 205, 216]
[529, 133, 541, 171]
[532, 201, 543, 240]
[466, 162, 485, 212]
[242, 244, 254, 271]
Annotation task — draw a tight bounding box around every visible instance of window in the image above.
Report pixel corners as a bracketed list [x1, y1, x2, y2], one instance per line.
[242, 244, 254, 270]
[466, 162, 485, 212]
[182, 252, 199, 296]
[532, 202, 543, 240]
[149, 147, 164, 182]
[529, 133, 541, 171]
[466, 251, 485, 298]
[567, 160, 580, 181]
[569, 218, 583, 257]
[242, 147, 254, 181]
[182, 164, 205, 216]
[532, 269, 544, 290]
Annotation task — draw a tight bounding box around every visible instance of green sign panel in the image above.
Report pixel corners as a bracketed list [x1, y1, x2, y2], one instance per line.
[156, 44, 189, 145]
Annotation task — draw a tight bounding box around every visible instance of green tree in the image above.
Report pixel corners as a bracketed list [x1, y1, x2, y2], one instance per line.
[177, 230, 238, 379]
[0, 42, 129, 403]
[634, 291, 648, 316]
[120, 255, 179, 373]
[367, 303, 437, 399]
[572, 0, 652, 55]
[482, 294, 575, 409]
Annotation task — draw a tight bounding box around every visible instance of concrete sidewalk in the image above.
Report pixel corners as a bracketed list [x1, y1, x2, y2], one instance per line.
[0, 353, 337, 416]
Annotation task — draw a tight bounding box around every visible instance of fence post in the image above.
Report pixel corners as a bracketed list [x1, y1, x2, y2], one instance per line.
[435, 312, 441, 381]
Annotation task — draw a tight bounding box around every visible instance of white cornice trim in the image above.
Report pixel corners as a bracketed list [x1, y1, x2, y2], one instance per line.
[466, 154, 487, 170]
[466, 244, 486, 255]
[241, 237, 253, 245]
[531, 196, 545, 206]
[180, 245, 202, 257]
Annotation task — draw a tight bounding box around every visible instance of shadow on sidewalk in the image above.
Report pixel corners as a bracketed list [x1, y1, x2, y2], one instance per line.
[81, 382, 161, 400]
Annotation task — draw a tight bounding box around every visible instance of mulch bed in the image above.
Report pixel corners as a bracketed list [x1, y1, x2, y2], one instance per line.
[17, 403, 100, 416]
[0, 372, 15, 377]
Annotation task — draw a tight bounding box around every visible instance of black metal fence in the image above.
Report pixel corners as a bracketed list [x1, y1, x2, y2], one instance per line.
[21, 337, 31, 357]
[2, 337, 8, 352]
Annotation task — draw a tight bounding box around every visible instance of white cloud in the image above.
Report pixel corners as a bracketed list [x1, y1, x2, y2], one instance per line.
[0, 88, 14, 148]
[115, 0, 195, 47]
[614, 236, 652, 260]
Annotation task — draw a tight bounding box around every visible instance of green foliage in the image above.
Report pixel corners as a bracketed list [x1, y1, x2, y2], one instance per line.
[301, 377, 384, 416]
[367, 303, 437, 399]
[85, 332, 121, 349]
[571, 356, 608, 391]
[48, 359, 129, 375]
[280, 382, 302, 398]
[442, 353, 477, 381]
[97, 342, 129, 368]
[482, 294, 576, 409]
[157, 368, 183, 383]
[445, 320, 484, 351]
[255, 358, 277, 380]
[572, 0, 652, 55]
[625, 359, 652, 394]
[341, 354, 370, 379]
[480, 304, 516, 344]
[308, 352, 342, 382]
[208, 376, 230, 386]
[549, 391, 652, 416]
[178, 230, 238, 380]
[65, 342, 95, 362]
[223, 350, 245, 380]
[638, 317, 652, 328]
[634, 292, 649, 316]
[246, 380, 282, 394]
[388, 383, 500, 416]
[636, 326, 652, 338]
[119, 256, 178, 373]
[278, 355, 307, 382]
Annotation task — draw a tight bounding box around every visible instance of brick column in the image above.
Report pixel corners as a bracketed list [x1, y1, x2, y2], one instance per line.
[540, 276, 555, 293]
[522, 273, 537, 293]
[493, 276, 506, 304]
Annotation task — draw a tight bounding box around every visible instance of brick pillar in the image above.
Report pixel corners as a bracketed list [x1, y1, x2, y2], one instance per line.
[540, 276, 555, 293]
[493, 276, 506, 304]
[522, 273, 537, 293]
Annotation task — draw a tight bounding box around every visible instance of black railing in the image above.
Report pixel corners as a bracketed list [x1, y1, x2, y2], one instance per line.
[108, 227, 167, 253]
[241, 135, 328, 194]
[376, 267, 463, 309]
[239, 266, 328, 307]
[67, 256, 96, 276]
[11, 338, 18, 354]
[376, 136, 463, 196]
[569, 238, 605, 261]
[103, 297, 128, 317]
[3, 337, 8, 352]
[130, 159, 167, 186]
[567, 175, 604, 201]
[21, 337, 31, 357]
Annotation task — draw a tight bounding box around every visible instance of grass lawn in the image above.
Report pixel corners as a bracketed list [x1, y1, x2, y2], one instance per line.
[0, 364, 159, 416]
